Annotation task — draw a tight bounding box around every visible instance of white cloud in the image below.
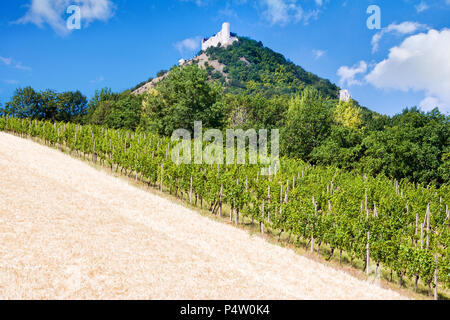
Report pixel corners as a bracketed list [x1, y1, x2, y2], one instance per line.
[0, 56, 13, 66]
[0, 56, 31, 71]
[415, 1, 429, 12]
[261, 0, 320, 26]
[15, 0, 115, 36]
[419, 96, 444, 112]
[337, 61, 367, 86]
[371, 21, 428, 53]
[174, 36, 202, 53]
[312, 49, 325, 59]
[366, 28, 450, 113]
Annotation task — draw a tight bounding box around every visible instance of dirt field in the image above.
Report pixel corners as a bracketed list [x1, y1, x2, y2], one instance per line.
[0, 132, 407, 300]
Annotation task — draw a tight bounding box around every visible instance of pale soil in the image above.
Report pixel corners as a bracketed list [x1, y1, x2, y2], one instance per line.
[0, 132, 407, 300]
[132, 53, 229, 95]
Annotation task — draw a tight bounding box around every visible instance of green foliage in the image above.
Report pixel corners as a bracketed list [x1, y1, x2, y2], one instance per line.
[206, 37, 339, 98]
[359, 108, 449, 185]
[4, 86, 87, 122]
[334, 99, 363, 129]
[140, 65, 226, 135]
[222, 93, 288, 130]
[86, 88, 142, 131]
[281, 88, 333, 160]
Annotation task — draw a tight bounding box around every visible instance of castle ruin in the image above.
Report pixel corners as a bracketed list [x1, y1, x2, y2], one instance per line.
[202, 22, 238, 51]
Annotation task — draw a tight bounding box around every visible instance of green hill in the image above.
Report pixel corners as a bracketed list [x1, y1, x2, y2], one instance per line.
[133, 36, 340, 101]
[204, 37, 339, 99]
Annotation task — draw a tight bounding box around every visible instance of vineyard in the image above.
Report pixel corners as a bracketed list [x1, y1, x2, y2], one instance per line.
[1, 117, 449, 298]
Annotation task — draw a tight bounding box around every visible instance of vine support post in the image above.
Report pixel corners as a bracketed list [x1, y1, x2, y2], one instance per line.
[261, 199, 265, 235]
[426, 204, 430, 251]
[219, 184, 223, 218]
[311, 196, 316, 253]
[366, 231, 370, 276]
[267, 185, 271, 223]
[160, 164, 164, 192]
[189, 175, 193, 204]
[434, 255, 438, 301]
[420, 223, 424, 250]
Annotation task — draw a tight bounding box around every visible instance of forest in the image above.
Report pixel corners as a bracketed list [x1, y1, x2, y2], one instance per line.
[1, 61, 448, 186]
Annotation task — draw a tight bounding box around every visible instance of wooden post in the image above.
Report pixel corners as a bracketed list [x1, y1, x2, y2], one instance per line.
[261, 199, 265, 235]
[160, 164, 163, 192]
[366, 207, 370, 276]
[426, 204, 430, 251]
[311, 196, 315, 253]
[280, 184, 283, 216]
[420, 223, 424, 250]
[189, 175, 193, 203]
[415, 211, 419, 245]
[366, 231, 370, 276]
[219, 184, 223, 218]
[434, 255, 438, 301]
[267, 185, 271, 223]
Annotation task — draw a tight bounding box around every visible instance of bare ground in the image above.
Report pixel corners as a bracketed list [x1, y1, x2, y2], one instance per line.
[0, 132, 407, 300]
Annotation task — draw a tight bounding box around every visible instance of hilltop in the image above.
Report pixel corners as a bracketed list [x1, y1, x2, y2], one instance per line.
[132, 36, 339, 100]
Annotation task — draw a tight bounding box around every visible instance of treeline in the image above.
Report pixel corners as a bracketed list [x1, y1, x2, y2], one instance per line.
[0, 87, 88, 123]
[138, 65, 449, 186]
[1, 64, 448, 186]
[0, 87, 143, 131]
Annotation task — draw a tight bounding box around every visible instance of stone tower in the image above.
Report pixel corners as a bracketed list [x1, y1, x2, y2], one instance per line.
[202, 22, 238, 51]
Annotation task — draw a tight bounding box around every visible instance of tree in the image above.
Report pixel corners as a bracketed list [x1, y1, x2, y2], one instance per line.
[85, 89, 142, 130]
[56, 91, 88, 122]
[281, 87, 333, 160]
[140, 65, 225, 135]
[359, 108, 449, 185]
[5, 87, 87, 122]
[104, 91, 142, 130]
[334, 99, 363, 129]
[4, 87, 39, 118]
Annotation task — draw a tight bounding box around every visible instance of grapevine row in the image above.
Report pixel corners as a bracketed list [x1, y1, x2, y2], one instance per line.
[1, 117, 448, 296]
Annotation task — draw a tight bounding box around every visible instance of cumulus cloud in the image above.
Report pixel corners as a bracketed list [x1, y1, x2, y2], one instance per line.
[174, 36, 202, 53]
[261, 0, 320, 26]
[415, 1, 429, 12]
[419, 96, 445, 112]
[15, 0, 115, 35]
[312, 49, 325, 59]
[371, 21, 428, 53]
[0, 56, 31, 71]
[337, 61, 367, 86]
[366, 28, 450, 112]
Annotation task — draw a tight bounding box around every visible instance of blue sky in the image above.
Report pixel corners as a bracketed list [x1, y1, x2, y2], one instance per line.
[0, 0, 449, 115]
